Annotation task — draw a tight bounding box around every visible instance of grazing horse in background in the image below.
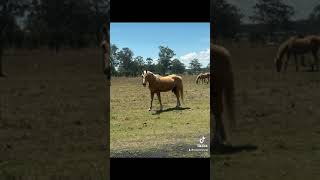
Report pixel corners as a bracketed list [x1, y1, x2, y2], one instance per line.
[211, 44, 235, 147]
[203, 72, 210, 83]
[196, 72, 210, 84]
[98, 23, 110, 80]
[196, 73, 205, 84]
[275, 35, 320, 72]
[141, 70, 183, 111]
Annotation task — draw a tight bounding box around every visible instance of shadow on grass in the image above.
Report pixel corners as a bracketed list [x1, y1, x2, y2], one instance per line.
[211, 144, 258, 155]
[152, 107, 191, 115]
[301, 69, 319, 72]
[111, 141, 209, 158]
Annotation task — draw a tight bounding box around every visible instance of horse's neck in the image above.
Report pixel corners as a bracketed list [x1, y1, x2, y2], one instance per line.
[278, 43, 288, 60]
[147, 74, 158, 85]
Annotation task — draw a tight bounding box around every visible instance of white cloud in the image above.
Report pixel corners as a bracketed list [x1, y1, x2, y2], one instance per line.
[180, 49, 210, 67]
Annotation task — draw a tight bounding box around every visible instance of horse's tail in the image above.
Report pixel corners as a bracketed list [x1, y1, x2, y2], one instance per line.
[171, 76, 184, 102]
[180, 80, 184, 101]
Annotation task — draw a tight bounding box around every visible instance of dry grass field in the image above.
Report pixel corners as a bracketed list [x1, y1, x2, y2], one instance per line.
[0, 49, 108, 179]
[110, 75, 210, 158]
[211, 43, 320, 180]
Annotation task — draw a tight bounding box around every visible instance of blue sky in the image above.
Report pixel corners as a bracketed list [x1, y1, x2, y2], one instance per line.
[110, 23, 210, 68]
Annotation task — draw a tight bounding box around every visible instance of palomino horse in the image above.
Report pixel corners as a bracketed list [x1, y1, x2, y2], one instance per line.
[196, 72, 210, 84]
[211, 44, 235, 147]
[141, 70, 183, 111]
[99, 23, 111, 80]
[98, 22, 110, 174]
[275, 35, 320, 72]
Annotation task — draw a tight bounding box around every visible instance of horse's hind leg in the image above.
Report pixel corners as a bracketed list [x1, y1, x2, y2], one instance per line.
[157, 92, 163, 111]
[312, 50, 319, 71]
[149, 92, 154, 111]
[212, 88, 226, 146]
[284, 53, 290, 72]
[173, 89, 181, 108]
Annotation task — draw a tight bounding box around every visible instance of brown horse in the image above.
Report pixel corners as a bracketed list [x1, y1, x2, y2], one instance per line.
[141, 70, 183, 111]
[203, 72, 210, 83]
[211, 44, 235, 147]
[196, 72, 210, 84]
[196, 73, 204, 84]
[275, 35, 320, 72]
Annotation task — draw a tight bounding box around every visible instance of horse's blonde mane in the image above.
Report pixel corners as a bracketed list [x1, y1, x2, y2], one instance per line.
[143, 70, 161, 81]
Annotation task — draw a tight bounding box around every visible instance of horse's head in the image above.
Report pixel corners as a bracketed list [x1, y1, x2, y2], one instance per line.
[99, 23, 109, 50]
[99, 23, 110, 78]
[141, 70, 148, 87]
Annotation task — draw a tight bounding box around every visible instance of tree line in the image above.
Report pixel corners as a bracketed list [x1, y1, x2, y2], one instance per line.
[0, 0, 109, 76]
[110, 44, 209, 77]
[1, 0, 109, 50]
[212, 0, 320, 42]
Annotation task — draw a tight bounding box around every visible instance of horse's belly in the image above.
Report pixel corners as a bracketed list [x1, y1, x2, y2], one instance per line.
[158, 83, 174, 92]
[154, 80, 175, 92]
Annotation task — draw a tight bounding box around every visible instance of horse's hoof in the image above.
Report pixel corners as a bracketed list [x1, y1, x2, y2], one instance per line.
[148, 108, 151, 111]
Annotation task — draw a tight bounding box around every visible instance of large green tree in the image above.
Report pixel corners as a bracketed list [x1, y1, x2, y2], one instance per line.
[211, 0, 243, 40]
[171, 59, 185, 74]
[117, 47, 134, 76]
[158, 46, 175, 75]
[145, 57, 155, 72]
[189, 59, 202, 74]
[250, 0, 295, 38]
[0, 0, 29, 77]
[26, 0, 109, 50]
[309, 4, 320, 32]
[110, 44, 119, 76]
[133, 56, 145, 76]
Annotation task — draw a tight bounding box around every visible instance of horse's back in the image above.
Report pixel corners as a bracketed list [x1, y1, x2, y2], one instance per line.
[289, 35, 319, 52]
[211, 45, 233, 85]
[152, 75, 180, 92]
[211, 44, 235, 129]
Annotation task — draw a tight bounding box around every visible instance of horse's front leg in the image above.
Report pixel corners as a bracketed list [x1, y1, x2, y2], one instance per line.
[149, 92, 154, 111]
[301, 55, 306, 66]
[284, 52, 290, 71]
[156, 92, 163, 111]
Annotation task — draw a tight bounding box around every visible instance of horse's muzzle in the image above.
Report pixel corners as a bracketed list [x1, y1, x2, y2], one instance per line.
[142, 83, 146, 87]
